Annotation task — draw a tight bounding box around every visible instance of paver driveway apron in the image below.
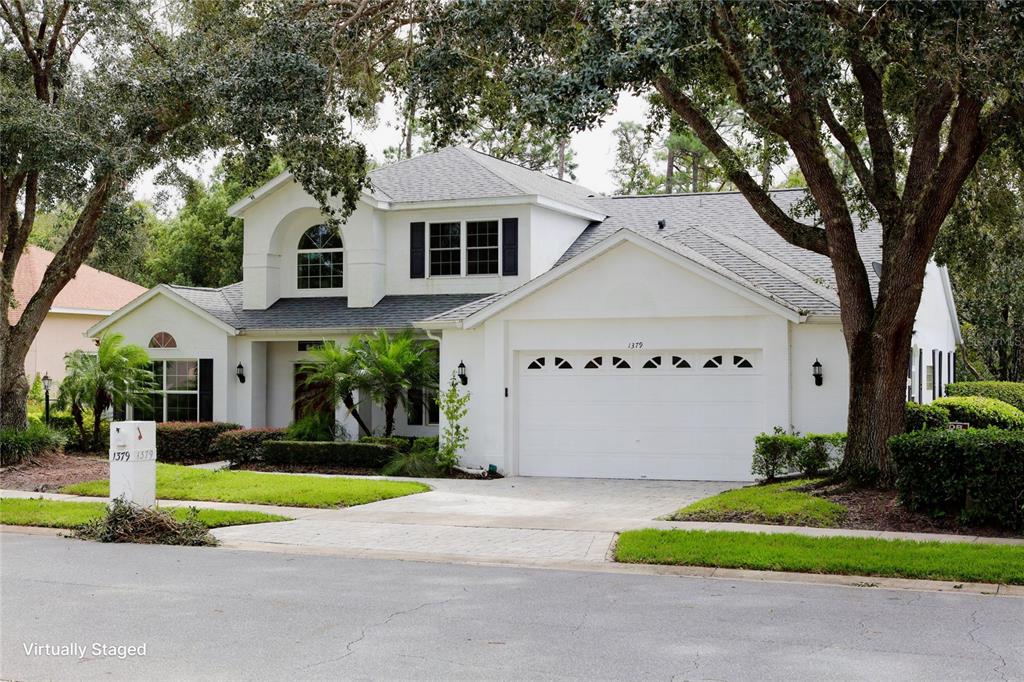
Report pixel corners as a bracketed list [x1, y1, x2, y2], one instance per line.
[212, 477, 735, 563]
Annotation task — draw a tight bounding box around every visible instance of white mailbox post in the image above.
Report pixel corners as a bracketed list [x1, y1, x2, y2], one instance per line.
[109, 421, 157, 507]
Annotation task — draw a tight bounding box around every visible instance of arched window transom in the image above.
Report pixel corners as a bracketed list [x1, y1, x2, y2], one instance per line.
[297, 224, 344, 289]
[149, 332, 177, 349]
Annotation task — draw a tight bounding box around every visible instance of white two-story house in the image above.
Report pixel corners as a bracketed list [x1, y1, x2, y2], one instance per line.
[90, 146, 959, 481]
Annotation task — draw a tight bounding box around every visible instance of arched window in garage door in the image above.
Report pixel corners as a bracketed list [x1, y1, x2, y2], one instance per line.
[733, 355, 754, 369]
[703, 355, 723, 368]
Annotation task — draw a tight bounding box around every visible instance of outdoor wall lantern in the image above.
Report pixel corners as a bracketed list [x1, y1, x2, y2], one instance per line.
[236, 362, 246, 384]
[457, 361, 468, 386]
[812, 359, 823, 386]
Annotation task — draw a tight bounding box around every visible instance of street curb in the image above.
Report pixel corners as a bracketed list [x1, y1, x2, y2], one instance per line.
[0, 525, 67, 536]
[209, 536, 1020, 598]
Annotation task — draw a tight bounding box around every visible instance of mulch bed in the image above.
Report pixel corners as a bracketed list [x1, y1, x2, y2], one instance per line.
[1, 451, 108, 493]
[811, 481, 1020, 539]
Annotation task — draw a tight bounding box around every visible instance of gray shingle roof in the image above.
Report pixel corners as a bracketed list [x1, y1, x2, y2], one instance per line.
[368, 146, 600, 214]
[168, 283, 488, 332]
[424, 189, 881, 324]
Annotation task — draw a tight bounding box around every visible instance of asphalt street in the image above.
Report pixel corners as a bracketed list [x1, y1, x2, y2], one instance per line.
[1, 533, 1021, 681]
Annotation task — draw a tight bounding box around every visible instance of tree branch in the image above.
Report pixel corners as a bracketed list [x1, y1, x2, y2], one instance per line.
[900, 83, 954, 220]
[849, 51, 897, 215]
[10, 174, 118, 343]
[818, 99, 876, 206]
[655, 76, 828, 256]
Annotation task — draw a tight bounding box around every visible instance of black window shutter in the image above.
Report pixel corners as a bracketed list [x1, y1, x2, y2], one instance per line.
[949, 350, 955, 385]
[502, 218, 518, 276]
[931, 349, 938, 400]
[199, 358, 214, 422]
[410, 222, 425, 279]
[937, 350, 944, 397]
[917, 349, 923, 403]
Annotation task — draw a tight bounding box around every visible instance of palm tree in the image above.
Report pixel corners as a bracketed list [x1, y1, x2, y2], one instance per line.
[298, 340, 372, 436]
[351, 330, 437, 436]
[58, 333, 155, 450]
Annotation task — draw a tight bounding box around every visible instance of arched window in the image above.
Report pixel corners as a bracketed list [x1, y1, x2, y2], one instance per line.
[149, 332, 176, 349]
[554, 357, 572, 369]
[733, 355, 754, 369]
[527, 357, 545, 370]
[297, 225, 344, 289]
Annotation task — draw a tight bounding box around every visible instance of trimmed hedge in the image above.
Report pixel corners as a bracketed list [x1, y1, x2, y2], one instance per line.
[946, 381, 1024, 412]
[0, 422, 67, 465]
[156, 422, 242, 463]
[753, 431, 845, 481]
[752, 432, 805, 481]
[211, 428, 287, 465]
[261, 440, 394, 469]
[359, 436, 413, 453]
[930, 396, 1024, 430]
[890, 428, 1024, 531]
[905, 402, 950, 432]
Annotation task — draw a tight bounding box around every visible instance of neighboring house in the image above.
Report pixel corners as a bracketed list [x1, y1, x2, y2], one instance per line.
[11, 245, 147, 386]
[89, 146, 959, 481]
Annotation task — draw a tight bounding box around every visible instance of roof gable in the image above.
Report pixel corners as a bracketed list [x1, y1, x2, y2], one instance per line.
[419, 229, 812, 329]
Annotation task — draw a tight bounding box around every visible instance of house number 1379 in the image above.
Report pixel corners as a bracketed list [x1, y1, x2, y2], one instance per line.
[627, 341, 644, 349]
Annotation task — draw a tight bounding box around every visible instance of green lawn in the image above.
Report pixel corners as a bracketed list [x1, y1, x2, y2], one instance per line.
[669, 479, 846, 527]
[615, 529, 1024, 585]
[60, 463, 428, 508]
[0, 497, 289, 529]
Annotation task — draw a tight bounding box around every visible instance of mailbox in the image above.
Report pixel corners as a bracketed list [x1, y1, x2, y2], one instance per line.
[109, 421, 157, 507]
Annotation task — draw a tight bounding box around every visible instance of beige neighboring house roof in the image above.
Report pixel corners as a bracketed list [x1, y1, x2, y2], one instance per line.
[8, 245, 147, 324]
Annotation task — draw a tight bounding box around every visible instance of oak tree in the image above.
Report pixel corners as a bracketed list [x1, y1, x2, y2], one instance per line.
[410, 0, 1024, 482]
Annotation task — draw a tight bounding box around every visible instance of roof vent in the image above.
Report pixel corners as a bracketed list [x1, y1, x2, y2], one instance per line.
[657, 219, 666, 230]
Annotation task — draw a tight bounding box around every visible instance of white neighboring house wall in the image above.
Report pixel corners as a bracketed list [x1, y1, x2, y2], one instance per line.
[909, 262, 961, 404]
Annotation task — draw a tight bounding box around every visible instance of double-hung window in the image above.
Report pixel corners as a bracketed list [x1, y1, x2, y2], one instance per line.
[149, 360, 199, 422]
[429, 222, 462, 276]
[466, 220, 499, 275]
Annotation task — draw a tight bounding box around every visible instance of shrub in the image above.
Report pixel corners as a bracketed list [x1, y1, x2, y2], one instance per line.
[261, 440, 393, 469]
[155, 422, 241, 463]
[0, 422, 67, 465]
[359, 436, 413, 453]
[73, 498, 216, 546]
[286, 412, 341, 442]
[211, 428, 287, 465]
[946, 381, 1024, 412]
[381, 448, 442, 477]
[797, 433, 846, 477]
[752, 430, 803, 481]
[905, 402, 950, 432]
[931, 396, 1024, 430]
[437, 371, 470, 471]
[889, 428, 1024, 530]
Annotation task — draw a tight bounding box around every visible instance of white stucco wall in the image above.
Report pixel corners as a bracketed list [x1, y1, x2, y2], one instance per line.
[101, 295, 233, 423]
[789, 322, 849, 435]
[909, 262, 959, 402]
[439, 240, 796, 474]
[528, 205, 591, 276]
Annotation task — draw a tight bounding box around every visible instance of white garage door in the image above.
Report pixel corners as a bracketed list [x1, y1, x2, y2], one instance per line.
[517, 350, 764, 481]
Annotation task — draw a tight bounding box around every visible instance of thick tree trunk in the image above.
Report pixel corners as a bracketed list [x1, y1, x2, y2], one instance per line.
[841, 327, 912, 485]
[0, 334, 30, 429]
[383, 394, 398, 436]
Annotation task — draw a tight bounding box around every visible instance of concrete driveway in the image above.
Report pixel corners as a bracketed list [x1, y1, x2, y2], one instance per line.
[213, 477, 737, 563]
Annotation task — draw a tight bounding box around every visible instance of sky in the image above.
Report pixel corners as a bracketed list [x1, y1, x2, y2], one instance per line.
[133, 91, 653, 210]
